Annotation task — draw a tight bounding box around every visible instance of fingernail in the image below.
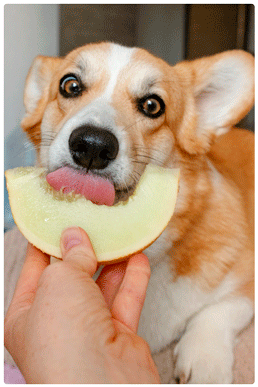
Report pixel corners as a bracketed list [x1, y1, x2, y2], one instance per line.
[62, 227, 83, 251]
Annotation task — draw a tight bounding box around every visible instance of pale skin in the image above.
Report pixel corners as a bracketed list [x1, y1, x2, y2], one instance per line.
[4, 227, 160, 384]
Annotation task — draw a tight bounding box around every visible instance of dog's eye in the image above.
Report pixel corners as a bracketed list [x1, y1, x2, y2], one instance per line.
[59, 74, 83, 98]
[138, 95, 165, 118]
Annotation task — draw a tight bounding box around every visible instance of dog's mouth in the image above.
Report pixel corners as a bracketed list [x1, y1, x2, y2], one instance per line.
[114, 183, 137, 204]
[46, 166, 138, 206]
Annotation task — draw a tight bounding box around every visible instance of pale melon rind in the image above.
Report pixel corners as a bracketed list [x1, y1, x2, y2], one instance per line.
[5, 165, 180, 263]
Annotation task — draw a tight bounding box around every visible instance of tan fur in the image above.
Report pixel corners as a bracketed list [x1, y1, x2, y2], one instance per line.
[208, 129, 254, 242]
[21, 42, 254, 302]
[166, 129, 254, 291]
[208, 129, 254, 301]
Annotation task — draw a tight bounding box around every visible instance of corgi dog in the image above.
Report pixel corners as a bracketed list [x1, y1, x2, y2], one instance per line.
[21, 42, 254, 383]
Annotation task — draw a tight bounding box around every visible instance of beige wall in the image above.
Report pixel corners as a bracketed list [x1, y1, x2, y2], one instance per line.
[135, 4, 185, 65]
[60, 4, 185, 65]
[60, 5, 138, 56]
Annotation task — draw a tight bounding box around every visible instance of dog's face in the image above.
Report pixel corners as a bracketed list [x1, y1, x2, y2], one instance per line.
[21, 42, 254, 204]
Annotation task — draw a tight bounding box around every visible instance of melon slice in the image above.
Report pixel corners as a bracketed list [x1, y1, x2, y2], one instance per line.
[5, 165, 179, 263]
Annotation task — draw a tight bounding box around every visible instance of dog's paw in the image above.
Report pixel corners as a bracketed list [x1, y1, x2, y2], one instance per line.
[174, 329, 234, 384]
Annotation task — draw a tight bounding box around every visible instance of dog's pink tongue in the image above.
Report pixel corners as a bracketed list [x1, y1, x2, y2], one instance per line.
[46, 167, 115, 206]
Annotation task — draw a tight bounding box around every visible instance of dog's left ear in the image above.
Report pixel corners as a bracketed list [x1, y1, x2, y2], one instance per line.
[176, 50, 254, 154]
[21, 55, 62, 145]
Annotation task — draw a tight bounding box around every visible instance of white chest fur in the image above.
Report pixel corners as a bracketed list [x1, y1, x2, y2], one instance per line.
[138, 256, 238, 353]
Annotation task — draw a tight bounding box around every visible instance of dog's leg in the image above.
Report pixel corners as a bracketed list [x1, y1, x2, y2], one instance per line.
[138, 258, 190, 353]
[174, 296, 253, 384]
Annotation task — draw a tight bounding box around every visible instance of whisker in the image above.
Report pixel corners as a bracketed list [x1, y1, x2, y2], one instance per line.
[123, 117, 146, 132]
[8, 131, 56, 161]
[129, 171, 139, 186]
[133, 143, 172, 166]
[6, 145, 36, 162]
[134, 144, 168, 155]
[130, 159, 148, 166]
[133, 152, 166, 166]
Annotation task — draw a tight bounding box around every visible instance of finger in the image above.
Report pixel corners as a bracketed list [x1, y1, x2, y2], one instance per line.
[111, 253, 151, 333]
[60, 227, 97, 277]
[10, 243, 50, 310]
[96, 260, 128, 307]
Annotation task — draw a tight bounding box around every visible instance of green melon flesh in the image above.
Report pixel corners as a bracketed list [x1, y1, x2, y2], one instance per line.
[5, 165, 179, 263]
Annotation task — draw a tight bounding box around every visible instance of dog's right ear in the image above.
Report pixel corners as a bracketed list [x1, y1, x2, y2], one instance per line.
[174, 50, 254, 154]
[21, 55, 62, 145]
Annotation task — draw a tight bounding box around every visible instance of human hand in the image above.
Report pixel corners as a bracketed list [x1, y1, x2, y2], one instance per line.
[4, 227, 160, 384]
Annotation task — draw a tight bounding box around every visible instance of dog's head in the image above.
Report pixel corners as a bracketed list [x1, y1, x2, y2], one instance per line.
[21, 42, 254, 204]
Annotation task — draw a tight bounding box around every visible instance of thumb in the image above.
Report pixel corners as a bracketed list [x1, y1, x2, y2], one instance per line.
[60, 227, 98, 277]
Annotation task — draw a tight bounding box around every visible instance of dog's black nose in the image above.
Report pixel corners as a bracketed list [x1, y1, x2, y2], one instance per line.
[69, 125, 119, 170]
